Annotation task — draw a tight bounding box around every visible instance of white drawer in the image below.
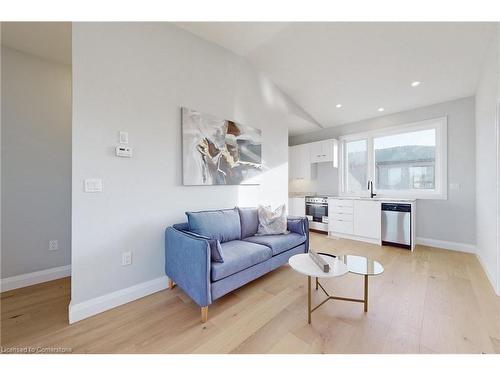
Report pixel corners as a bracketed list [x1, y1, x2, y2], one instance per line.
[330, 219, 354, 234]
[329, 199, 353, 206]
[330, 202, 354, 214]
[330, 213, 353, 222]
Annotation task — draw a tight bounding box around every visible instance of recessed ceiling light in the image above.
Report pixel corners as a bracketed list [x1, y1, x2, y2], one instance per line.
[378, 107, 385, 112]
[411, 81, 421, 87]
[336, 104, 342, 108]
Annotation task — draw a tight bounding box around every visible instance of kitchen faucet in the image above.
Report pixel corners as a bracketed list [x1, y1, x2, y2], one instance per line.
[367, 180, 376, 198]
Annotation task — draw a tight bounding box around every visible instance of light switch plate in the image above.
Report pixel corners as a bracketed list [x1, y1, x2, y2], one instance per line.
[449, 183, 460, 191]
[122, 251, 132, 266]
[84, 178, 103, 193]
[119, 131, 129, 144]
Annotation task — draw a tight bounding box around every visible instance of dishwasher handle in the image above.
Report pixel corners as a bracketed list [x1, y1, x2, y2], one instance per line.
[381, 203, 411, 212]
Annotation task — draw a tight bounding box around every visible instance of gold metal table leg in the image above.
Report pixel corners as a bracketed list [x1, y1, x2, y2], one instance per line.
[306, 275, 371, 322]
[364, 274, 368, 312]
[308, 276, 312, 324]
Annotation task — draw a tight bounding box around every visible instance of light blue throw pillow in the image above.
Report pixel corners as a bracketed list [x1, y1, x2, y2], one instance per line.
[183, 230, 224, 263]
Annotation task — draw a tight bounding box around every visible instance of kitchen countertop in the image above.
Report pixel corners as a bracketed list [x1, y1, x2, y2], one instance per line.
[327, 196, 416, 202]
[289, 194, 416, 202]
[288, 192, 313, 198]
[289, 192, 336, 198]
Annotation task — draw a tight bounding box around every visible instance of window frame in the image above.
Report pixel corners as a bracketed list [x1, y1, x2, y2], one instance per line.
[339, 117, 448, 200]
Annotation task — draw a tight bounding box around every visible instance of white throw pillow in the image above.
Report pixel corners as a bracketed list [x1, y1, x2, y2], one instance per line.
[256, 204, 288, 235]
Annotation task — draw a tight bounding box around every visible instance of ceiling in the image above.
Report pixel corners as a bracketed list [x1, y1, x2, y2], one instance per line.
[175, 22, 291, 56]
[1, 22, 71, 65]
[1, 22, 495, 135]
[177, 22, 497, 135]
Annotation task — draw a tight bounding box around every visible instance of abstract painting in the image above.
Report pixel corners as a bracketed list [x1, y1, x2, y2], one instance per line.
[182, 107, 262, 185]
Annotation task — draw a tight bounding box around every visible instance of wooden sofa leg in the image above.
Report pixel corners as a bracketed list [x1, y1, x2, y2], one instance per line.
[168, 278, 176, 290]
[201, 306, 208, 323]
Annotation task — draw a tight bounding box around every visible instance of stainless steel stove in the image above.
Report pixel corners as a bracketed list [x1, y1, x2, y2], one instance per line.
[305, 196, 328, 232]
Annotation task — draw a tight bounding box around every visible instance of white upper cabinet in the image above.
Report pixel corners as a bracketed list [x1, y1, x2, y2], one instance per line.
[309, 139, 338, 167]
[309, 141, 324, 163]
[289, 144, 311, 180]
[289, 139, 338, 180]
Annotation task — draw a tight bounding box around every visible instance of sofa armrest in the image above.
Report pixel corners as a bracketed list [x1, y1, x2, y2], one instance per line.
[287, 216, 310, 252]
[165, 227, 212, 307]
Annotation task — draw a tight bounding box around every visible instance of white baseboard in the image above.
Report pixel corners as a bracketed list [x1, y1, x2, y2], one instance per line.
[0, 265, 71, 293]
[416, 237, 476, 254]
[69, 276, 169, 324]
[328, 232, 380, 245]
[476, 251, 500, 296]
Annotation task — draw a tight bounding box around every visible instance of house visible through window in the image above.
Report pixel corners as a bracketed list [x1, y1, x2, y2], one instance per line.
[340, 117, 447, 199]
[374, 128, 436, 190]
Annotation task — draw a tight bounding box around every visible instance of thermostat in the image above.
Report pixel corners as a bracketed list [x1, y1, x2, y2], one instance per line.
[116, 146, 133, 158]
[84, 178, 103, 193]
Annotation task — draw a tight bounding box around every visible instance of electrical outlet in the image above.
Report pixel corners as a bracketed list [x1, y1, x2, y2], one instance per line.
[122, 251, 132, 266]
[49, 240, 59, 251]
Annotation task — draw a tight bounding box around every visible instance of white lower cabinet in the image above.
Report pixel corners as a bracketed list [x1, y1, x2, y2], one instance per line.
[288, 197, 305, 216]
[328, 198, 381, 244]
[353, 200, 381, 240]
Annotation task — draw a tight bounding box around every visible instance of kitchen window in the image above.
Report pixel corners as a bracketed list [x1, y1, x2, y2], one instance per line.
[339, 117, 447, 199]
[344, 139, 368, 193]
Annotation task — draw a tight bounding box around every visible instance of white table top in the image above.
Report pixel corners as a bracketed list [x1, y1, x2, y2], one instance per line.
[289, 253, 349, 278]
[317, 253, 384, 276]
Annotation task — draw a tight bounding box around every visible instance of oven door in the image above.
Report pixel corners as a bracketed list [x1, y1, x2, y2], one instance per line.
[305, 203, 328, 222]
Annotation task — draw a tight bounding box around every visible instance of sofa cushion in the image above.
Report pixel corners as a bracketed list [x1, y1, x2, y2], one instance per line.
[243, 232, 306, 256]
[211, 240, 272, 281]
[186, 208, 241, 243]
[238, 207, 259, 238]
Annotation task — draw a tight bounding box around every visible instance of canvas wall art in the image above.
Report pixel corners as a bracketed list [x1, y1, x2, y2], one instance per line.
[182, 107, 262, 185]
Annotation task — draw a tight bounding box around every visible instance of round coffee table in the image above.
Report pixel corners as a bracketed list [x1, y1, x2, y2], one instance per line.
[318, 253, 384, 312]
[289, 253, 349, 324]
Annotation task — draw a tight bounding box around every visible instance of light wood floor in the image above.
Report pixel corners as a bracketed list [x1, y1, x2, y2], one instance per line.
[2, 233, 500, 354]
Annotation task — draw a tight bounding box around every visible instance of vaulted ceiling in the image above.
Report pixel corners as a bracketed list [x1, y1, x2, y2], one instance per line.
[1, 22, 71, 65]
[177, 22, 497, 135]
[2, 22, 495, 136]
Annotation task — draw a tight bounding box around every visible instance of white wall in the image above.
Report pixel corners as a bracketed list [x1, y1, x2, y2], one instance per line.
[70, 23, 311, 321]
[290, 97, 476, 249]
[1, 46, 72, 279]
[475, 27, 500, 295]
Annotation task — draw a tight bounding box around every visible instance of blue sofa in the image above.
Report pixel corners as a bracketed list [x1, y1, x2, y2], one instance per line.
[165, 207, 309, 322]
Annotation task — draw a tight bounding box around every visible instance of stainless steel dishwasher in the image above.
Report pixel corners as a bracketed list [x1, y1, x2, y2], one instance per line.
[381, 203, 411, 249]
